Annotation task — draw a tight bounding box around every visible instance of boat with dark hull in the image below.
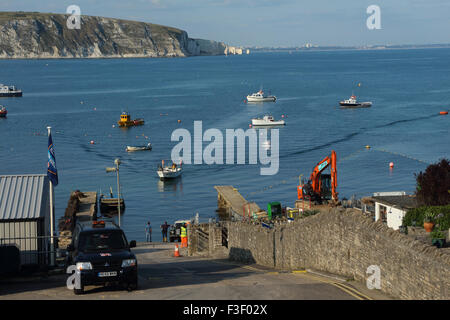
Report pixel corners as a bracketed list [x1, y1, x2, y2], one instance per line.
[339, 95, 372, 108]
[99, 188, 125, 217]
[117, 112, 144, 127]
[0, 84, 22, 97]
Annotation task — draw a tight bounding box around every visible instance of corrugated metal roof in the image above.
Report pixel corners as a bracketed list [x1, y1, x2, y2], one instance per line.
[0, 175, 49, 220]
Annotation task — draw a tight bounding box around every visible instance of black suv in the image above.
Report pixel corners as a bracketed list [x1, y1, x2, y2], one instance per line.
[66, 220, 138, 294]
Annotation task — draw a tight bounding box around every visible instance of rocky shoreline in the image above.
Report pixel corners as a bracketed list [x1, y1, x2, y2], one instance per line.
[0, 12, 245, 59]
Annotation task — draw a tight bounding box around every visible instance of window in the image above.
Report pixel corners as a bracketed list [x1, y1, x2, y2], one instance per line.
[78, 230, 128, 252]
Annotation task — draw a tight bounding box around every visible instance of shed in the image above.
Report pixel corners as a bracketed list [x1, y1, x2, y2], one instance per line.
[0, 174, 51, 266]
[363, 192, 417, 230]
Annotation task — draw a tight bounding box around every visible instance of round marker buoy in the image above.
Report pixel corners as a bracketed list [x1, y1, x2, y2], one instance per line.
[249, 124, 252, 128]
[177, 119, 181, 123]
[389, 162, 394, 169]
[90, 140, 95, 145]
[365, 145, 371, 149]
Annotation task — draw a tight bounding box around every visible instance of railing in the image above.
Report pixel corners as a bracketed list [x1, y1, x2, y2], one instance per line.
[197, 229, 209, 252]
[221, 225, 228, 248]
[0, 235, 59, 266]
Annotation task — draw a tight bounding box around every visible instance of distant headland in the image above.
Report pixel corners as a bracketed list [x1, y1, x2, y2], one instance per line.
[0, 11, 247, 59]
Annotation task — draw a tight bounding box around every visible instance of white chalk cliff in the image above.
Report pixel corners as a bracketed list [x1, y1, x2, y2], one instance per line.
[0, 12, 245, 59]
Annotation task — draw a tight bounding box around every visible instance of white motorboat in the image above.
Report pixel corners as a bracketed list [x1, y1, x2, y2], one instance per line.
[0, 84, 22, 97]
[251, 115, 285, 126]
[126, 143, 152, 152]
[157, 161, 182, 180]
[339, 95, 372, 108]
[246, 90, 276, 102]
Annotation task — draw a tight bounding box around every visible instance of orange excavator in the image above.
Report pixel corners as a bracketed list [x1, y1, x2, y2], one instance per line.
[297, 150, 338, 204]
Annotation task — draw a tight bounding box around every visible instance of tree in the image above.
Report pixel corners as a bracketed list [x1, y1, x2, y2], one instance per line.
[415, 159, 450, 206]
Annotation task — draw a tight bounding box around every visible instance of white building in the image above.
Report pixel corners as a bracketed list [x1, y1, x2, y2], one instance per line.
[369, 192, 417, 230]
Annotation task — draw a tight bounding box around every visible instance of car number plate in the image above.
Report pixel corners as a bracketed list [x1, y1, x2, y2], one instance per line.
[98, 271, 117, 277]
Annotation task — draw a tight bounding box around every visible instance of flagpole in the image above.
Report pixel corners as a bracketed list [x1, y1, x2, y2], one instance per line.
[47, 126, 55, 266]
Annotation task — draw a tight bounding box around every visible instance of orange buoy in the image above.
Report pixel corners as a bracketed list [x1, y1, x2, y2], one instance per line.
[90, 140, 95, 145]
[177, 119, 181, 123]
[439, 111, 448, 115]
[249, 124, 252, 128]
[389, 162, 394, 168]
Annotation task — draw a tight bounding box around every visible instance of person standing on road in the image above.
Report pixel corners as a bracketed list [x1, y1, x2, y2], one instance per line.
[161, 221, 170, 242]
[145, 221, 152, 242]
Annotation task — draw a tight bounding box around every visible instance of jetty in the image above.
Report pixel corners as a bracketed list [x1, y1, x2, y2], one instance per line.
[214, 186, 265, 219]
[58, 191, 97, 249]
[75, 191, 98, 221]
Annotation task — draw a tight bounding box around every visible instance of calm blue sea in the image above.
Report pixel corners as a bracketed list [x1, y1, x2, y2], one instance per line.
[1, 49, 449, 241]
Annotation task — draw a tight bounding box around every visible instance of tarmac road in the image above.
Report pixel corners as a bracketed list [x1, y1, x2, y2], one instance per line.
[0, 242, 390, 300]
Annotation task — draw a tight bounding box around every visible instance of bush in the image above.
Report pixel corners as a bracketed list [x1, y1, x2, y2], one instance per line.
[430, 230, 445, 239]
[403, 205, 450, 230]
[415, 159, 450, 206]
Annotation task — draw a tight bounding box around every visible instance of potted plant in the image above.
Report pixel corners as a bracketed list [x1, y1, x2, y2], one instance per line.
[430, 230, 446, 248]
[423, 210, 435, 232]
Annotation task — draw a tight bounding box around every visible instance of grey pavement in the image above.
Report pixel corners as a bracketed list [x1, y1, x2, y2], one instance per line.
[0, 242, 390, 300]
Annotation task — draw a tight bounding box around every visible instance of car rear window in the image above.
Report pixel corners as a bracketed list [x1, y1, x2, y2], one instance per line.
[78, 230, 128, 252]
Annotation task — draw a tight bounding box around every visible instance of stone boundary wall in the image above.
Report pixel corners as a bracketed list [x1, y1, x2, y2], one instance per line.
[227, 208, 449, 300]
[188, 223, 228, 258]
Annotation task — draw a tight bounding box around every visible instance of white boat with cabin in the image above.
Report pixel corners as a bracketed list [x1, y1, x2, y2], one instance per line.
[246, 90, 276, 102]
[0, 84, 22, 97]
[251, 115, 285, 126]
[157, 161, 182, 180]
[339, 95, 372, 108]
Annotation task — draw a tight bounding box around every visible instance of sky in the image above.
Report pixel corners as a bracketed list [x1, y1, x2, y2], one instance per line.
[1, 0, 449, 47]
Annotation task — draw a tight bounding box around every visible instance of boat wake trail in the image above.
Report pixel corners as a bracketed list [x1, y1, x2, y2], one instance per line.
[374, 113, 439, 129]
[281, 131, 360, 158]
[281, 113, 440, 159]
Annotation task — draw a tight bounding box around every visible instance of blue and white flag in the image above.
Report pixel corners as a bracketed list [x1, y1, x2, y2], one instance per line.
[47, 132, 58, 186]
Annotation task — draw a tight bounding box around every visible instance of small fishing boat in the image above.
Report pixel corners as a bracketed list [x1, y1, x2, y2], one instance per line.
[251, 115, 285, 126]
[246, 90, 276, 102]
[117, 112, 144, 127]
[126, 143, 152, 152]
[0, 84, 22, 97]
[99, 187, 125, 216]
[0, 106, 7, 118]
[157, 160, 182, 180]
[339, 95, 372, 108]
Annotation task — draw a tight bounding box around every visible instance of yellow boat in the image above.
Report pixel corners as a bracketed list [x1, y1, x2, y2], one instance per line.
[117, 112, 144, 127]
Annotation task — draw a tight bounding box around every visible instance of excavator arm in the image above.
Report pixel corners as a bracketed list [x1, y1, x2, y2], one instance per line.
[298, 150, 338, 202]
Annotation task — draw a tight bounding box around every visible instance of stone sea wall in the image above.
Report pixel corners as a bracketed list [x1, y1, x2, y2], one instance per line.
[190, 208, 450, 299]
